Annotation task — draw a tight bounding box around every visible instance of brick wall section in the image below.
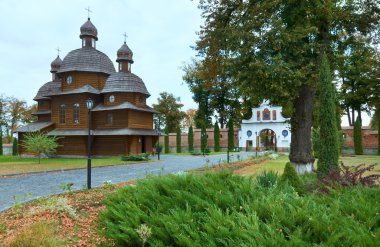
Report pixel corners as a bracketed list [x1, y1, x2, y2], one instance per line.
[160, 128, 239, 151]
[342, 126, 378, 148]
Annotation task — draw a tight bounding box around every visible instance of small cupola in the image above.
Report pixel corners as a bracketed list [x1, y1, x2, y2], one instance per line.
[116, 42, 134, 72]
[80, 18, 98, 48]
[50, 55, 62, 81]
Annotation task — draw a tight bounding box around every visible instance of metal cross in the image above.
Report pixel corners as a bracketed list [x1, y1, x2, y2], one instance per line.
[123, 32, 128, 43]
[85, 6, 92, 18]
[56, 47, 61, 56]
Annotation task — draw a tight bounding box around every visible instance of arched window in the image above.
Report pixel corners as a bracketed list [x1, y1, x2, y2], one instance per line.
[257, 111, 261, 121]
[263, 108, 270, 120]
[73, 103, 80, 124]
[59, 104, 66, 124]
[272, 110, 277, 120]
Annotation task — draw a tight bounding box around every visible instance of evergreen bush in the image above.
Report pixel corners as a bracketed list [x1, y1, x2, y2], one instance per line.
[317, 56, 339, 177]
[176, 127, 181, 153]
[227, 119, 234, 151]
[99, 172, 380, 246]
[0, 131, 3, 155]
[378, 116, 380, 155]
[121, 153, 149, 161]
[12, 137, 18, 156]
[256, 170, 278, 188]
[354, 116, 363, 155]
[188, 125, 194, 152]
[280, 162, 304, 195]
[164, 133, 169, 154]
[312, 127, 321, 158]
[214, 122, 220, 152]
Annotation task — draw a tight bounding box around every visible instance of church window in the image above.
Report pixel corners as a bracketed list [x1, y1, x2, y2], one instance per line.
[73, 103, 80, 124]
[106, 113, 113, 125]
[66, 75, 73, 85]
[257, 111, 261, 121]
[109, 95, 115, 103]
[263, 108, 270, 120]
[273, 110, 277, 120]
[59, 104, 66, 124]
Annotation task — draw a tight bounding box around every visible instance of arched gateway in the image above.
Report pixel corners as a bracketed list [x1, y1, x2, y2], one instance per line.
[238, 101, 291, 152]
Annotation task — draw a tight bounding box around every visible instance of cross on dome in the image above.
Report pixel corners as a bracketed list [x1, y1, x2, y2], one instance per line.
[123, 32, 128, 43]
[85, 6, 92, 19]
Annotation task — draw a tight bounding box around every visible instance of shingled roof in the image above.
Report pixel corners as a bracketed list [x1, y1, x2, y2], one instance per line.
[15, 121, 54, 133]
[80, 18, 98, 40]
[101, 72, 150, 96]
[58, 47, 115, 75]
[34, 81, 61, 100]
[92, 102, 158, 113]
[52, 84, 99, 96]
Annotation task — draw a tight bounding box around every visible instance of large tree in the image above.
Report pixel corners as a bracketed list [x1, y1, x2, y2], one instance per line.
[192, 0, 380, 174]
[152, 92, 186, 133]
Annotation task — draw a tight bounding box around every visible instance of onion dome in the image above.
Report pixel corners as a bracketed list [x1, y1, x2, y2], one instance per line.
[116, 42, 134, 63]
[101, 72, 150, 97]
[50, 55, 62, 73]
[57, 48, 116, 75]
[80, 18, 98, 41]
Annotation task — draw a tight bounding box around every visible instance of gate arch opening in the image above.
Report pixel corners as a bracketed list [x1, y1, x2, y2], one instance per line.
[259, 129, 277, 151]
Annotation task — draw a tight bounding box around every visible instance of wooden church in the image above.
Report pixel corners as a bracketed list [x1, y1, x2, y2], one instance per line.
[16, 18, 158, 156]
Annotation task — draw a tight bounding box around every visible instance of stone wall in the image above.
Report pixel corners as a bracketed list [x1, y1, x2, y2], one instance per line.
[341, 126, 378, 154]
[159, 128, 239, 153]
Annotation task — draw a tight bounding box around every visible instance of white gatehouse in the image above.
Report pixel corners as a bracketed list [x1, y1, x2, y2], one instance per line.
[239, 101, 291, 152]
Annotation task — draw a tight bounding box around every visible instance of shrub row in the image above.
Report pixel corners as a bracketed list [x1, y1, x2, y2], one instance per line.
[99, 171, 380, 246]
[120, 153, 149, 161]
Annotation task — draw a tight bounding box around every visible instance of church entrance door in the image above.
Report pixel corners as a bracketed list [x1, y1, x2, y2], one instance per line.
[259, 129, 277, 151]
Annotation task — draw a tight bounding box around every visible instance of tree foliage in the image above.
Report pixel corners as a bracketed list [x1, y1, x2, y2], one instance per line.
[164, 133, 169, 154]
[213, 122, 220, 152]
[188, 125, 194, 152]
[317, 56, 339, 177]
[176, 127, 181, 153]
[190, 0, 380, 172]
[0, 130, 3, 155]
[354, 116, 363, 155]
[152, 92, 186, 133]
[22, 132, 59, 163]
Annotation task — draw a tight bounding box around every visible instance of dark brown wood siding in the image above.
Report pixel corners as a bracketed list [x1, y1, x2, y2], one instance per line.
[56, 136, 87, 155]
[92, 136, 126, 156]
[92, 109, 128, 129]
[61, 72, 108, 91]
[128, 110, 153, 129]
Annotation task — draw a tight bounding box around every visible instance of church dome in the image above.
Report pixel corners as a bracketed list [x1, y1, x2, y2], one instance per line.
[101, 72, 150, 96]
[57, 47, 116, 75]
[116, 42, 134, 63]
[80, 18, 98, 41]
[50, 55, 62, 73]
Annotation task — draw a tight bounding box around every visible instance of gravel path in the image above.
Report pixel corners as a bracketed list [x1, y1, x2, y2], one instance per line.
[0, 152, 254, 212]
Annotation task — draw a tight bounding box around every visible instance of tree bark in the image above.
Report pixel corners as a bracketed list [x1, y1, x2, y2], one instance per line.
[346, 106, 352, 126]
[289, 85, 316, 174]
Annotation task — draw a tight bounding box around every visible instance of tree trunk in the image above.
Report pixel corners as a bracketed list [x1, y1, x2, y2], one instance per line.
[289, 85, 316, 174]
[352, 109, 355, 125]
[346, 106, 352, 126]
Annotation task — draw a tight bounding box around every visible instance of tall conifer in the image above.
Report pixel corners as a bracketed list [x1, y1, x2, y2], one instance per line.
[214, 122, 220, 152]
[317, 56, 339, 177]
[176, 127, 181, 153]
[227, 119, 234, 152]
[354, 116, 363, 155]
[188, 126, 194, 152]
[164, 132, 169, 154]
[201, 124, 207, 153]
[12, 138, 18, 156]
[0, 130, 3, 155]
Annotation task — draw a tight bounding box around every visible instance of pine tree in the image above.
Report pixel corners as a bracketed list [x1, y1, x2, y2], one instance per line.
[214, 122, 220, 152]
[317, 56, 339, 177]
[378, 116, 380, 155]
[201, 124, 207, 153]
[280, 162, 304, 195]
[188, 125, 194, 152]
[354, 116, 363, 155]
[12, 137, 18, 156]
[176, 127, 181, 153]
[164, 132, 169, 154]
[227, 119, 234, 152]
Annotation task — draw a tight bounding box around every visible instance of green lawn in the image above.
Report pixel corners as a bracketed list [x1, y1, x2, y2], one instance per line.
[237, 154, 380, 176]
[0, 156, 152, 175]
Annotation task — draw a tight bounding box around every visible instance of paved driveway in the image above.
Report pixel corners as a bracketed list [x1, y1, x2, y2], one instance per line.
[0, 152, 254, 212]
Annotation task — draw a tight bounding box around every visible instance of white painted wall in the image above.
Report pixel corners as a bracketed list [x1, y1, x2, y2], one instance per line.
[238, 101, 291, 150]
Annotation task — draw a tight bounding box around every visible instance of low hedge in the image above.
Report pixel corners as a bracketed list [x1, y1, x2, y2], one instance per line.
[120, 153, 149, 161]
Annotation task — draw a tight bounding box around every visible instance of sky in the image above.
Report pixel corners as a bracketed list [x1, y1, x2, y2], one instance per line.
[0, 0, 202, 109]
[0, 0, 371, 126]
